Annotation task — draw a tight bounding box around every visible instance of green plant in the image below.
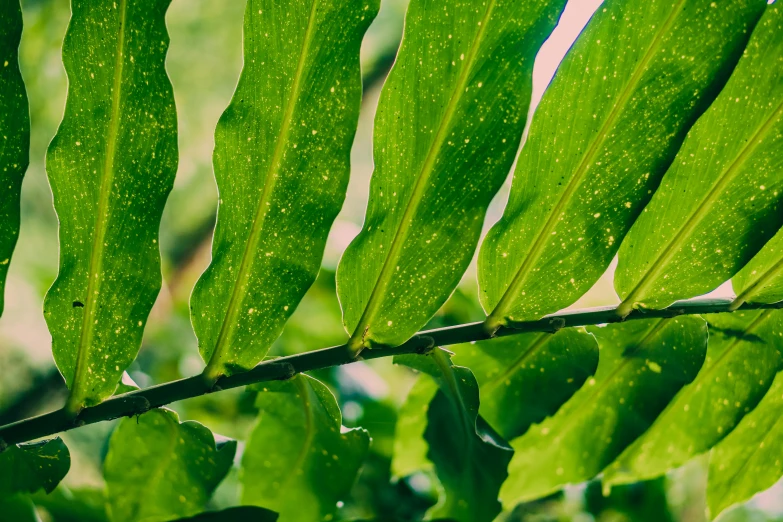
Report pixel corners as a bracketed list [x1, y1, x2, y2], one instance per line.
[1, 0, 783, 520]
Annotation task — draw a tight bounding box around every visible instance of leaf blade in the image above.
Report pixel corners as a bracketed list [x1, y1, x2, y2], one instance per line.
[452, 328, 598, 440]
[104, 409, 236, 522]
[615, 2, 783, 314]
[603, 309, 783, 488]
[733, 226, 783, 308]
[192, 0, 378, 379]
[336, 0, 567, 352]
[499, 317, 707, 506]
[480, 0, 767, 327]
[240, 374, 370, 522]
[391, 376, 438, 479]
[44, 0, 178, 410]
[0, 0, 28, 318]
[395, 351, 512, 522]
[0, 438, 70, 498]
[707, 370, 783, 519]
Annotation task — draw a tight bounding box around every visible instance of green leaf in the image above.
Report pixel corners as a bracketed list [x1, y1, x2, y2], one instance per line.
[0, 0, 28, 318]
[707, 370, 783, 519]
[481, 0, 768, 329]
[191, 0, 378, 380]
[395, 350, 512, 522]
[104, 409, 236, 522]
[336, 0, 568, 353]
[0, 438, 70, 498]
[173, 506, 278, 522]
[31, 486, 109, 522]
[241, 374, 369, 521]
[733, 226, 783, 309]
[0, 495, 39, 522]
[452, 328, 598, 440]
[391, 376, 438, 479]
[604, 309, 783, 488]
[43, 0, 178, 411]
[615, 2, 783, 316]
[499, 316, 707, 507]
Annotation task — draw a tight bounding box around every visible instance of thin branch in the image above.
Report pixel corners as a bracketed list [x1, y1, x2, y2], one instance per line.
[1, 297, 781, 447]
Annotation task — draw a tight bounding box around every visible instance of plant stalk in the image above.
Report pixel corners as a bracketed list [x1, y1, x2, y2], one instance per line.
[1, 297, 781, 447]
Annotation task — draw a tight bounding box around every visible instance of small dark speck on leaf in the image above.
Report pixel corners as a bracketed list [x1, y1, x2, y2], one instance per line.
[73, 301, 84, 308]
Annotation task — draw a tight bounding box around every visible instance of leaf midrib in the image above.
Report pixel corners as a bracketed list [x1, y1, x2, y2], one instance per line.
[619, 97, 783, 315]
[68, 0, 128, 411]
[486, 0, 687, 328]
[347, 0, 499, 351]
[432, 350, 473, 437]
[542, 319, 670, 449]
[134, 411, 179, 520]
[288, 376, 316, 491]
[482, 332, 550, 395]
[710, 391, 783, 516]
[732, 253, 783, 310]
[205, 0, 320, 378]
[431, 349, 477, 512]
[622, 309, 773, 466]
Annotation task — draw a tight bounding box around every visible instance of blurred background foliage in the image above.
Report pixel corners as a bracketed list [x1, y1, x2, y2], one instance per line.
[3, 0, 783, 520]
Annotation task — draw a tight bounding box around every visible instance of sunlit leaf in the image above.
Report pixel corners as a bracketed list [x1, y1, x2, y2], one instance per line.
[0, 0, 28, 317]
[0, 438, 70, 498]
[604, 309, 783, 488]
[733, 226, 783, 308]
[104, 409, 236, 522]
[707, 370, 783, 519]
[241, 374, 369, 522]
[336, 0, 567, 353]
[395, 351, 512, 522]
[192, 0, 379, 380]
[391, 376, 437, 479]
[480, 0, 767, 329]
[615, 2, 783, 316]
[452, 328, 598, 440]
[43, 0, 178, 410]
[500, 317, 707, 506]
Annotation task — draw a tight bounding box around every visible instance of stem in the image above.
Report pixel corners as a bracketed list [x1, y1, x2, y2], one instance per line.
[1, 297, 781, 446]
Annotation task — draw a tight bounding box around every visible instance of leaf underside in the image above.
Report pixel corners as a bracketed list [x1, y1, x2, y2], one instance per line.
[192, 0, 379, 377]
[479, 0, 767, 327]
[0, 0, 28, 318]
[500, 316, 707, 507]
[336, 0, 568, 350]
[0, 438, 70, 498]
[395, 352, 512, 522]
[44, 0, 178, 409]
[5, 0, 783, 519]
[615, 1, 783, 313]
[241, 374, 370, 522]
[452, 328, 598, 441]
[604, 309, 783, 488]
[707, 369, 783, 519]
[104, 409, 236, 522]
